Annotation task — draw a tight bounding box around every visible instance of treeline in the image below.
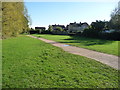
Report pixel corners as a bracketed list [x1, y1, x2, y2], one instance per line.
[2, 2, 30, 39]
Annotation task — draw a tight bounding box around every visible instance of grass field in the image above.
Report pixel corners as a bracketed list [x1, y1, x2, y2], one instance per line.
[2, 36, 118, 88]
[33, 34, 119, 56]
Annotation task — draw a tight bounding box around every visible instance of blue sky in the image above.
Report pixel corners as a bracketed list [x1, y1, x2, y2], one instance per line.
[25, 2, 118, 29]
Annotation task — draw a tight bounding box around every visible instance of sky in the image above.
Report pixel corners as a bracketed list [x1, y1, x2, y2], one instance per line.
[24, 1, 119, 29]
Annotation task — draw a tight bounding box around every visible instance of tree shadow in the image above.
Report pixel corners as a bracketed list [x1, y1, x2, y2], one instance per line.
[59, 36, 114, 46]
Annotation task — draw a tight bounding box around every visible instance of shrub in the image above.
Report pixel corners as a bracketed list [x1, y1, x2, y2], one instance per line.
[99, 31, 120, 40]
[82, 28, 99, 38]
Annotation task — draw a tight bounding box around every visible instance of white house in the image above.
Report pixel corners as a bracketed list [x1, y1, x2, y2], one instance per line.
[67, 22, 89, 34]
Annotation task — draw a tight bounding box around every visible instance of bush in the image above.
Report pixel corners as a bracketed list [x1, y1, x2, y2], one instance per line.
[76, 32, 82, 36]
[76, 28, 120, 40]
[41, 30, 52, 34]
[99, 31, 120, 40]
[29, 30, 38, 34]
[82, 28, 99, 38]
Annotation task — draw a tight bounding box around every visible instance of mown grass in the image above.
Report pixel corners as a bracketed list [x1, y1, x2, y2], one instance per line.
[33, 34, 119, 56]
[2, 36, 118, 88]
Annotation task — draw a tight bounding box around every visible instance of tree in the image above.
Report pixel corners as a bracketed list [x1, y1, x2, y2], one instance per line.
[0, 1, 2, 38]
[82, 20, 109, 38]
[2, 2, 30, 38]
[23, 5, 32, 28]
[48, 25, 53, 32]
[109, 1, 120, 30]
[91, 20, 108, 31]
[56, 27, 63, 32]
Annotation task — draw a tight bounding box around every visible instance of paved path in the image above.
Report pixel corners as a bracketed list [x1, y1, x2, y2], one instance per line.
[27, 35, 119, 70]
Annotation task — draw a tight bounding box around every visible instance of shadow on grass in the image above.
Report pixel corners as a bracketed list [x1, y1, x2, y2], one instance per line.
[59, 36, 114, 46]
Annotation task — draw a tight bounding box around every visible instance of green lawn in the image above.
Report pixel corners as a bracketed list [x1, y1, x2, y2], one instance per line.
[33, 34, 119, 56]
[2, 36, 118, 88]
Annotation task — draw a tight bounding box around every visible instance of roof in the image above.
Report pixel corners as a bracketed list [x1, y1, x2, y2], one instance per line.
[52, 25, 65, 28]
[81, 22, 89, 25]
[35, 27, 46, 29]
[69, 22, 88, 25]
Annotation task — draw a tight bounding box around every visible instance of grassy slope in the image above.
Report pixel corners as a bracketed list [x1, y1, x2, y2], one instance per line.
[2, 36, 118, 88]
[33, 34, 119, 56]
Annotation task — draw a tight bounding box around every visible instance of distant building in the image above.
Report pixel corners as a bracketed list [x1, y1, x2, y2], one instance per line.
[50, 24, 68, 35]
[35, 27, 46, 30]
[67, 22, 89, 33]
[52, 24, 65, 30]
[35, 27, 46, 34]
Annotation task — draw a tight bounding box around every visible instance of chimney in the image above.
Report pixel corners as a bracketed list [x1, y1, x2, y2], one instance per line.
[74, 22, 76, 24]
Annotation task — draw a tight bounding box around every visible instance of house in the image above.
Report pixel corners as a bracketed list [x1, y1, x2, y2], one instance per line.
[67, 22, 89, 34]
[35, 27, 46, 30]
[80, 23, 89, 31]
[50, 24, 68, 35]
[52, 24, 65, 30]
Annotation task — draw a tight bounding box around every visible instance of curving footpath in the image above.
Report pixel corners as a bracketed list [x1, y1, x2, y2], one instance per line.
[27, 35, 119, 70]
